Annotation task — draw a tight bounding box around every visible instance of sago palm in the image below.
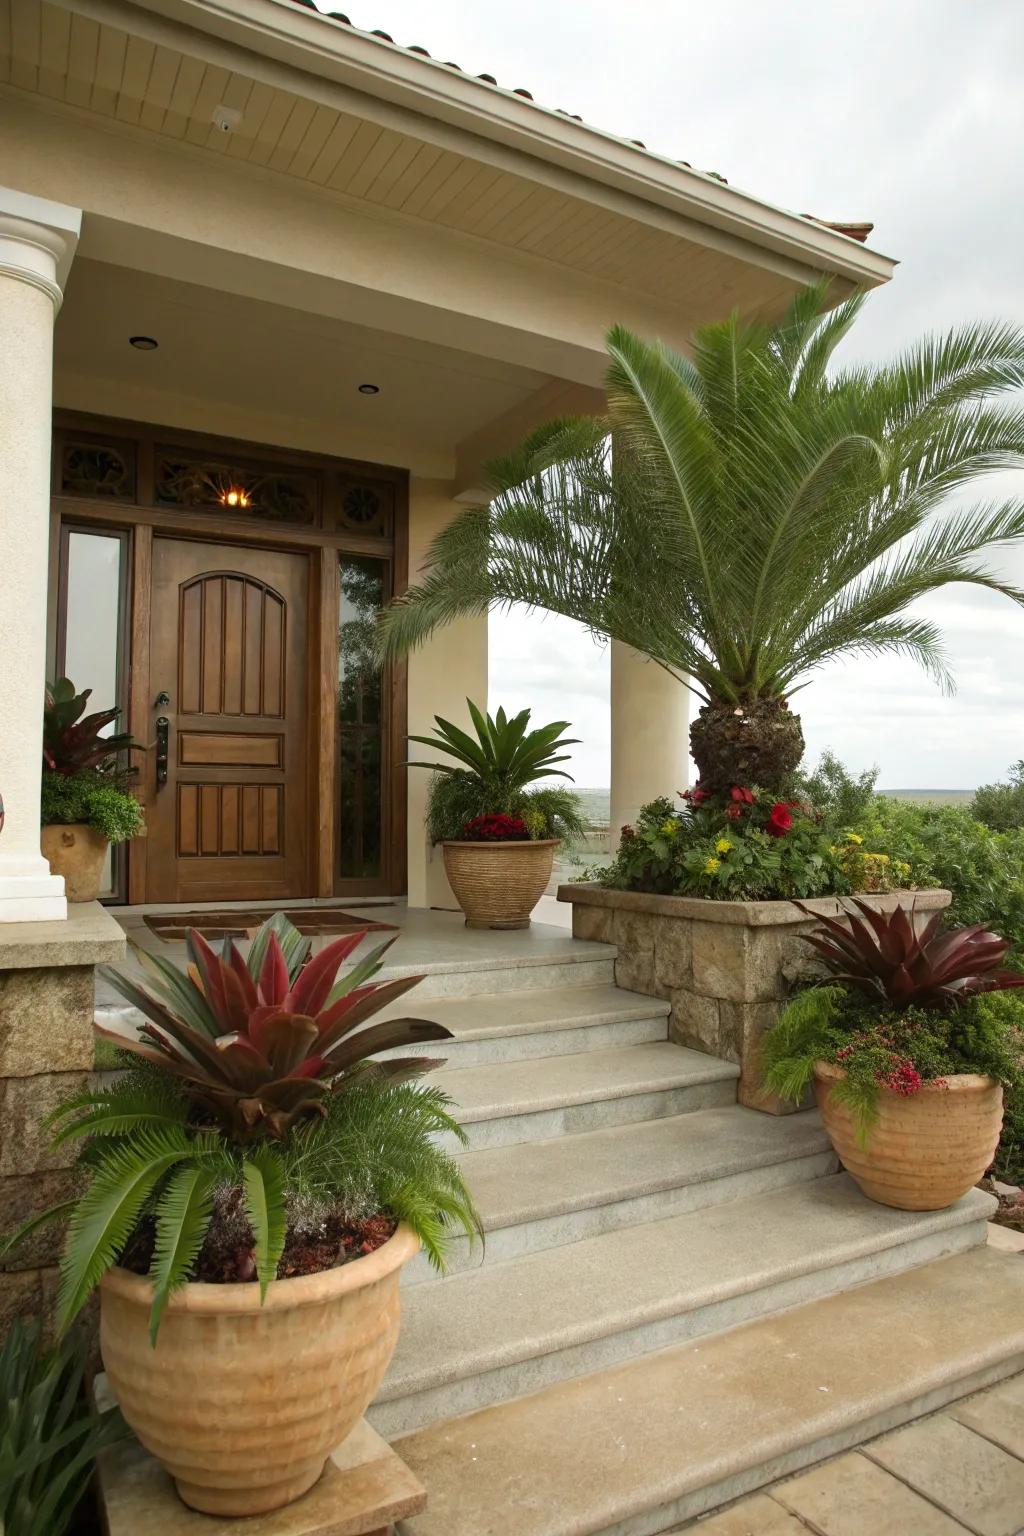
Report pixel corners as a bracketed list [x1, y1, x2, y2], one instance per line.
[376, 282, 1024, 792]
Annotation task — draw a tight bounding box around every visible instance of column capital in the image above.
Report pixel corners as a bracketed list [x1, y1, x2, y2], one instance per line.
[0, 186, 81, 313]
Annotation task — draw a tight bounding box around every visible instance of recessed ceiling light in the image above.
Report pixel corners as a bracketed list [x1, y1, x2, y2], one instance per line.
[357, 383, 380, 395]
[129, 335, 158, 351]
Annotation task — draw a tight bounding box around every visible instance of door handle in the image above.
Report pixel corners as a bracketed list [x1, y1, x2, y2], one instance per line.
[155, 717, 170, 786]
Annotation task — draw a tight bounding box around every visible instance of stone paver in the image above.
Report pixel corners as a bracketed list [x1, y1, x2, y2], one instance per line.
[683, 1372, 1024, 1535]
[691, 1493, 806, 1534]
[952, 1373, 1024, 1461]
[772, 1450, 965, 1535]
[865, 1414, 1024, 1536]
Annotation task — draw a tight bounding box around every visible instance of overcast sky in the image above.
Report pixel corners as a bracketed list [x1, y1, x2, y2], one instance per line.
[326, 0, 1024, 789]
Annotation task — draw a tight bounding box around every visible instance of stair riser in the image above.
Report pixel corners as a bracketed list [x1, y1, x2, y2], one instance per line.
[380, 958, 616, 999]
[404, 1150, 838, 1284]
[372, 1215, 988, 1437]
[600, 1353, 1024, 1536]
[439, 1078, 738, 1153]
[378, 1014, 668, 1069]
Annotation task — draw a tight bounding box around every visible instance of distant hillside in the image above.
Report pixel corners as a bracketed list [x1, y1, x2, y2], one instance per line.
[879, 789, 976, 807]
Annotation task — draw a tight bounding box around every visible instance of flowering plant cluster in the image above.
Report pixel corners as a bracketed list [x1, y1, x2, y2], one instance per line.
[763, 901, 1024, 1144]
[460, 813, 530, 842]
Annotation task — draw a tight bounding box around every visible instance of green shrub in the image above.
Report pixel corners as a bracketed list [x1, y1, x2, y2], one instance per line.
[851, 797, 1024, 962]
[425, 770, 585, 845]
[791, 750, 880, 834]
[973, 761, 1024, 832]
[41, 769, 144, 844]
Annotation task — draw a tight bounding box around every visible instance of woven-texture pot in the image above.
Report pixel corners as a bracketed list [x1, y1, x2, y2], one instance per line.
[100, 1223, 419, 1516]
[442, 839, 557, 929]
[813, 1061, 1003, 1212]
[41, 822, 108, 902]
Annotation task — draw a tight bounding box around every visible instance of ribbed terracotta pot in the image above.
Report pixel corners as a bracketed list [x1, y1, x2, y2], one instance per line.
[442, 839, 557, 929]
[100, 1223, 419, 1517]
[41, 822, 108, 901]
[813, 1061, 1003, 1211]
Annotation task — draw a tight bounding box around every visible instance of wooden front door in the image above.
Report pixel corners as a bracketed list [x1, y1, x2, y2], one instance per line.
[145, 537, 310, 902]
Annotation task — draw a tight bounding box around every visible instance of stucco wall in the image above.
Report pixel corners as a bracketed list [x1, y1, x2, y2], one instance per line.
[406, 479, 488, 909]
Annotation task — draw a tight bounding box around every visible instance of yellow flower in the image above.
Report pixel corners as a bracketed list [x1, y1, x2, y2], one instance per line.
[660, 818, 678, 837]
[703, 856, 720, 874]
[715, 837, 733, 854]
[844, 831, 864, 844]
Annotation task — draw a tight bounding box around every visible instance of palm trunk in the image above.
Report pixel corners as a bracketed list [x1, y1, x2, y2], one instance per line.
[689, 697, 804, 795]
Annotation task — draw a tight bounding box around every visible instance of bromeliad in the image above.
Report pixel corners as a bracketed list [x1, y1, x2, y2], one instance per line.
[98, 912, 450, 1138]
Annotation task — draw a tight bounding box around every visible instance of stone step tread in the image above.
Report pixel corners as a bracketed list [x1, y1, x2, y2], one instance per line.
[378, 983, 670, 1038]
[394, 1246, 1024, 1536]
[376, 933, 616, 981]
[458, 1106, 832, 1232]
[432, 1042, 738, 1123]
[380, 1175, 992, 1403]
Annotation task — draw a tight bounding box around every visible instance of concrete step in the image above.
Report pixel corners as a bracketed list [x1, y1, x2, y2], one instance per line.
[405, 1106, 837, 1282]
[376, 929, 617, 1001]
[378, 984, 670, 1067]
[371, 1176, 993, 1436]
[431, 1043, 740, 1152]
[393, 1245, 1024, 1536]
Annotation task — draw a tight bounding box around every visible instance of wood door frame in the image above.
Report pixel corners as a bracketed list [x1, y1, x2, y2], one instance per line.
[52, 411, 410, 905]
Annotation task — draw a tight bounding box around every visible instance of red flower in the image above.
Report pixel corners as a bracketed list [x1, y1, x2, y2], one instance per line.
[877, 1059, 923, 1097]
[462, 813, 530, 842]
[690, 787, 710, 804]
[620, 824, 636, 841]
[730, 786, 755, 805]
[724, 804, 743, 821]
[765, 802, 794, 838]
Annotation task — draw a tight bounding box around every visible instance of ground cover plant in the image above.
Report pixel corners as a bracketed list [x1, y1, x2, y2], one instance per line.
[2, 913, 479, 1342]
[762, 901, 1024, 1143]
[376, 284, 1024, 796]
[412, 701, 586, 845]
[41, 678, 142, 844]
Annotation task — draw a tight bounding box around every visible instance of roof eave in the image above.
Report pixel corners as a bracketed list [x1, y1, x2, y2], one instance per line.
[89, 0, 898, 287]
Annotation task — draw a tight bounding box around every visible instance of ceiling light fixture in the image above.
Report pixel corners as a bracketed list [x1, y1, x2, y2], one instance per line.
[357, 383, 380, 395]
[129, 336, 159, 351]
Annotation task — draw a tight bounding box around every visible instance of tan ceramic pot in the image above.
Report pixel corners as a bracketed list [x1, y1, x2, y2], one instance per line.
[41, 822, 108, 901]
[100, 1223, 419, 1517]
[813, 1061, 1003, 1212]
[442, 839, 557, 929]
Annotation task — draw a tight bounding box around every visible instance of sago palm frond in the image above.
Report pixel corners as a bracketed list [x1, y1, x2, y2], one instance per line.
[242, 1146, 287, 1300]
[148, 1164, 218, 1342]
[376, 283, 1024, 720]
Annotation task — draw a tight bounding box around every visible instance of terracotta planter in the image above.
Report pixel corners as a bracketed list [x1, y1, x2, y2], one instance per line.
[100, 1223, 419, 1517]
[813, 1061, 1003, 1212]
[41, 822, 108, 901]
[442, 839, 557, 929]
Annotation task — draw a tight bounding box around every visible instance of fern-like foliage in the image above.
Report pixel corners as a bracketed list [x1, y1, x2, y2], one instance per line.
[761, 985, 845, 1104]
[243, 1146, 288, 1302]
[148, 1164, 217, 1342]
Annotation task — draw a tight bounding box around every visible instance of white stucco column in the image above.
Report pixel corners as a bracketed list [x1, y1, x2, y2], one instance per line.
[609, 641, 690, 838]
[0, 187, 81, 921]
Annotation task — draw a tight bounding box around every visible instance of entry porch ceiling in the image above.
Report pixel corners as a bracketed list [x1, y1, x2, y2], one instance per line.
[0, 0, 893, 317]
[54, 259, 555, 474]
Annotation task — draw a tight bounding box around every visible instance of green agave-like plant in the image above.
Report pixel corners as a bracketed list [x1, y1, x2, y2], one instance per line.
[2, 913, 479, 1343]
[377, 282, 1024, 793]
[0, 1319, 129, 1536]
[408, 700, 578, 797]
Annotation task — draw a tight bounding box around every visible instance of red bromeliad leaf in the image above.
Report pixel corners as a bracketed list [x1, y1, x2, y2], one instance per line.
[285, 932, 366, 1017]
[258, 933, 289, 1007]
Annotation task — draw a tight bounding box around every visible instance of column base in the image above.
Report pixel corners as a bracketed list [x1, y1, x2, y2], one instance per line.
[0, 863, 67, 923]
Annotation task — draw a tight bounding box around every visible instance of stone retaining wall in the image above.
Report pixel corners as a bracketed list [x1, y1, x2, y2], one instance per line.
[0, 904, 125, 1336]
[558, 884, 951, 1113]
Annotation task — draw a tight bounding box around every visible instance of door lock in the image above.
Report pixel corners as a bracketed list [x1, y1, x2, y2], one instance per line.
[154, 691, 171, 708]
[155, 717, 170, 786]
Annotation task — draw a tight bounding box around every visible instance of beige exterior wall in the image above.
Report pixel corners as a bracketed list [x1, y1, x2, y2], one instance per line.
[405, 480, 488, 909]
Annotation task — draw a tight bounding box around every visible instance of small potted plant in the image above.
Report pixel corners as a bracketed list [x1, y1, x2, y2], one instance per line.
[410, 701, 585, 929]
[5, 913, 478, 1517]
[762, 899, 1024, 1210]
[41, 678, 143, 901]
